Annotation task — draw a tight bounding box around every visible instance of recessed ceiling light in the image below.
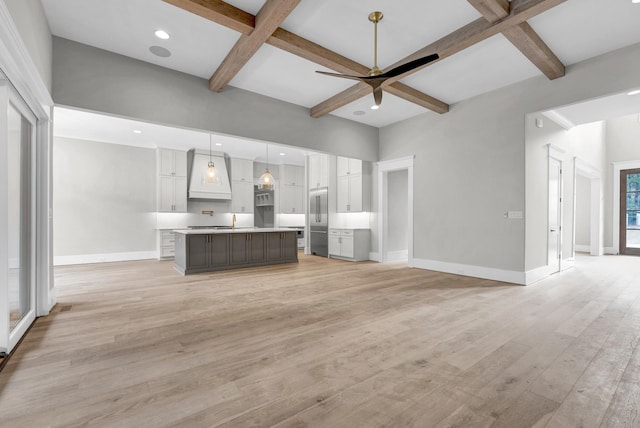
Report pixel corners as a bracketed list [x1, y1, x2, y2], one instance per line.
[627, 89, 640, 96]
[633, 0, 640, 4]
[370, 105, 379, 110]
[353, 110, 366, 116]
[133, 130, 142, 134]
[155, 30, 170, 40]
[149, 46, 171, 58]
[279, 152, 285, 156]
[215, 143, 222, 146]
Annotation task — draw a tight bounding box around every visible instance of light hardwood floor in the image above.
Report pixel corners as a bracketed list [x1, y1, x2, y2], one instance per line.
[0, 254, 639, 427]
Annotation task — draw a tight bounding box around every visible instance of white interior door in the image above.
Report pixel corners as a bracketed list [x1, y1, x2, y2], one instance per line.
[548, 158, 562, 273]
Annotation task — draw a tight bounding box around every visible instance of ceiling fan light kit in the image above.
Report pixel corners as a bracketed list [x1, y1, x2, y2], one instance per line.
[315, 10, 439, 108]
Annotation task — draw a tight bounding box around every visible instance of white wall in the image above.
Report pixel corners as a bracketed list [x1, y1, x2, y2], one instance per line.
[4, 0, 52, 92]
[387, 169, 408, 253]
[51, 37, 379, 162]
[604, 114, 640, 249]
[53, 137, 156, 259]
[380, 42, 640, 276]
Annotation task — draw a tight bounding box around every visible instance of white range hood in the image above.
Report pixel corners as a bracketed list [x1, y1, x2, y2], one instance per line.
[188, 150, 232, 200]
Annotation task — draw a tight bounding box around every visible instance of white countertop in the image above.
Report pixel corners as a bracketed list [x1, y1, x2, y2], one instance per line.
[175, 228, 298, 235]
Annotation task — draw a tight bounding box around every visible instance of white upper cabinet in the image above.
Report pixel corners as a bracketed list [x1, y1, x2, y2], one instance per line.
[336, 156, 370, 213]
[159, 149, 187, 177]
[157, 149, 187, 212]
[279, 164, 305, 214]
[230, 158, 254, 213]
[280, 164, 304, 186]
[308, 153, 328, 189]
[337, 157, 362, 177]
[230, 158, 254, 183]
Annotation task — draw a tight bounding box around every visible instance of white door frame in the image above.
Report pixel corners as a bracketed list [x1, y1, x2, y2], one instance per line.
[612, 160, 640, 255]
[548, 145, 564, 274]
[573, 157, 603, 256]
[377, 156, 414, 264]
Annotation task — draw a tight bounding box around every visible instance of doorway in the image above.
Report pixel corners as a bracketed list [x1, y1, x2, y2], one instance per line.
[548, 157, 562, 273]
[573, 158, 603, 257]
[619, 168, 640, 256]
[377, 156, 414, 264]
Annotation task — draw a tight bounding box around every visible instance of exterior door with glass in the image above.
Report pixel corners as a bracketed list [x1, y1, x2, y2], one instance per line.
[620, 169, 640, 256]
[0, 86, 37, 354]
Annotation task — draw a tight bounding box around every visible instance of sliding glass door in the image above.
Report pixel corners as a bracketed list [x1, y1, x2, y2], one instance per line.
[1, 85, 36, 353]
[620, 169, 640, 256]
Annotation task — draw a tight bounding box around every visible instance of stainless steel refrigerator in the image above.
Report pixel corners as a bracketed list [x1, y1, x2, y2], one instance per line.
[309, 187, 328, 256]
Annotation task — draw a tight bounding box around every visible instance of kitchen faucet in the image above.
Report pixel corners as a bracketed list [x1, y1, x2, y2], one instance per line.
[232, 214, 237, 230]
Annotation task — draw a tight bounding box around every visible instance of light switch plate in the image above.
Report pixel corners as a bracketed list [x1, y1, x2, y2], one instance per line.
[507, 211, 523, 219]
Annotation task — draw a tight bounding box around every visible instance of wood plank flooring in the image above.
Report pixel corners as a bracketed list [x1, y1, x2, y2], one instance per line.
[0, 253, 639, 427]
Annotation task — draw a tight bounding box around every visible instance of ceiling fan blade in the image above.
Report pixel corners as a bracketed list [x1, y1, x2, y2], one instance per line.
[373, 86, 383, 106]
[315, 70, 365, 82]
[380, 53, 439, 79]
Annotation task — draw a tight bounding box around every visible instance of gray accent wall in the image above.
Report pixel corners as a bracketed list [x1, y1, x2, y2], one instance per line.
[51, 37, 379, 162]
[5, 0, 52, 91]
[53, 137, 156, 256]
[380, 42, 640, 273]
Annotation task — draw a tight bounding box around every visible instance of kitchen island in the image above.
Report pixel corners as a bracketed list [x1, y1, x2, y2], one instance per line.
[174, 228, 298, 275]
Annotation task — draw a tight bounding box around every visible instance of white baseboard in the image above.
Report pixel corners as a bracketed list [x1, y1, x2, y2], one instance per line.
[385, 250, 408, 262]
[368, 252, 381, 262]
[410, 257, 526, 285]
[574, 245, 590, 253]
[54, 251, 158, 266]
[562, 258, 575, 271]
[525, 264, 554, 285]
[605, 247, 617, 255]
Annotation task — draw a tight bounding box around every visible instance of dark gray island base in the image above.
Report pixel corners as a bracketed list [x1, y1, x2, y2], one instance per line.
[174, 228, 298, 275]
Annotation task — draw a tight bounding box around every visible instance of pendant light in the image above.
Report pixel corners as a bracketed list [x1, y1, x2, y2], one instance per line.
[206, 134, 216, 184]
[258, 143, 274, 190]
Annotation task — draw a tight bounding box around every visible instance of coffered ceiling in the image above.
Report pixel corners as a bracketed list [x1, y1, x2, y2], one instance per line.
[41, 0, 640, 128]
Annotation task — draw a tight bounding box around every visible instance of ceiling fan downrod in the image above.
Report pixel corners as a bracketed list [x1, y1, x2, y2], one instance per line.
[368, 11, 383, 77]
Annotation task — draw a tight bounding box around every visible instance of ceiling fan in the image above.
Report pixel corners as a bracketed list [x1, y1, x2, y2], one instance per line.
[316, 11, 439, 108]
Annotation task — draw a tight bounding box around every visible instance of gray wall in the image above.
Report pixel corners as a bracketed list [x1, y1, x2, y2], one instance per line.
[575, 174, 591, 248]
[51, 37, 379, 162]
[53, 137, 156, 256]
[380, 42, 640, 273]
[5, 0, 52, 91]
[387, 169, 408, 253]
[604, 114, 640, 249]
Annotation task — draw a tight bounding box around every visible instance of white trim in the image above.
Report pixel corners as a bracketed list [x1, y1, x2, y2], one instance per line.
[385, 250, 408, 262]
[604, 247, 617, 255]
[377, 156, 414, 264]
[54, 251, 158, 266]
[562, 257, 575, 271]
[542, 110, 575, 130]
[547, 143, 566, 161]
[368, 252, 381, 262]
[524, 264, 555, 285]
[548, 150, 563, 274]
[0, 3, 52, 115]
[574, 244, 591, 253]
[412, 258, 526, 285]
[612, 160, 640, 255]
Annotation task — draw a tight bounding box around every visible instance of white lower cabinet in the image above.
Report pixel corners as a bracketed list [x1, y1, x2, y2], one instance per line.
[328, 229, 370, 261]
[158, 230, 176, 259]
